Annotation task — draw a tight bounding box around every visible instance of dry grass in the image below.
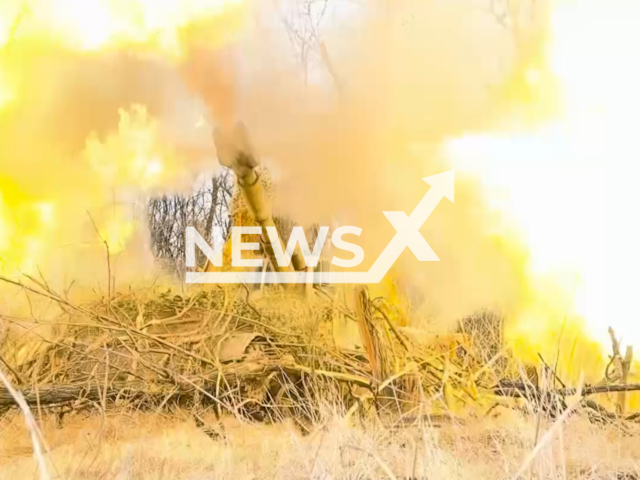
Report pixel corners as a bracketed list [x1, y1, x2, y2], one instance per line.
[1, 281, 640, 479]
[1, 406, 639, 480]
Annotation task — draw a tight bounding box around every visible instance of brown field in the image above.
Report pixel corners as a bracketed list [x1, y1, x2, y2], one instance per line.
[1, 287, 638, 480]
[1, 405, 639, 480]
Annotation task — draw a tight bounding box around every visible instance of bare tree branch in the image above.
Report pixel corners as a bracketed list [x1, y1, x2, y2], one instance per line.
[147, 169, 233, 277]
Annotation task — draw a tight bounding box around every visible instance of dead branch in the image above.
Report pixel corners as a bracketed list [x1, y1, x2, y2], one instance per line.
[494, 380, 640, 398]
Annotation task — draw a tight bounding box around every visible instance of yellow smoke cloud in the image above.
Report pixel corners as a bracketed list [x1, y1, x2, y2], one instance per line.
[0, 0, 631, 398]
[0, 0, 246, 291]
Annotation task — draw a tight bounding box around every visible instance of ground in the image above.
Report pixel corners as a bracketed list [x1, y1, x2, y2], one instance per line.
[1, 407, 639, 480]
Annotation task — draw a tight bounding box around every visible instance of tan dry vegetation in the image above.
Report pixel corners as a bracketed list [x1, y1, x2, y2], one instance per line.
[1, 408, 640, 480]
[1, 282, 640, 479]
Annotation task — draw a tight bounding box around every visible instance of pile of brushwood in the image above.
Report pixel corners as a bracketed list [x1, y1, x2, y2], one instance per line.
[1, 275, 640, 435]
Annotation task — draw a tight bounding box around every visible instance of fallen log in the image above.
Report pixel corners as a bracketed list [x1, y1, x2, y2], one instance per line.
[0, 381, 179, 408]
[0, 360, 288, 409]
[494, 380, 640, 398]
[0, 362, 373, 410]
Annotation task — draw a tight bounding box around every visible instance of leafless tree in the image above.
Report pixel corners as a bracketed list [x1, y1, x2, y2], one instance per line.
[483, 0, 545, 48]
[280, 0, 332, 83]
[147, 169, 233, 276]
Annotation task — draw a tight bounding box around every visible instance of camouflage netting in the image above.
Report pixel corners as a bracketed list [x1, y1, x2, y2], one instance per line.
[0, 278, 512, 423]
[2, 277, 638, 432]
[229, 165, 275, 227]
[222, 165, 298, 268]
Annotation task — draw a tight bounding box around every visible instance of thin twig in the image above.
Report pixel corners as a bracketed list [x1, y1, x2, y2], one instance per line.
[0, 367, 50, 480]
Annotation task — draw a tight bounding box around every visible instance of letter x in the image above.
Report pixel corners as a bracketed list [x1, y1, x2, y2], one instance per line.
[383, 211, 439, 261]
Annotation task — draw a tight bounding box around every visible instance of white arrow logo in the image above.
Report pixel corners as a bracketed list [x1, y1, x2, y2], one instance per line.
[363, 170, 454, 283]
[186, 170, 454, 284]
